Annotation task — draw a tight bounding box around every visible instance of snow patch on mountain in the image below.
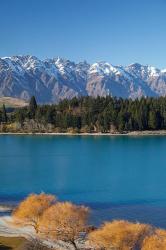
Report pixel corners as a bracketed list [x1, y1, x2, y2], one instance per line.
[0, 55, 166, 103]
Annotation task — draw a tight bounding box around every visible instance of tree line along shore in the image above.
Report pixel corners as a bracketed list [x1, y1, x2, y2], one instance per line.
[1, 96, 166, 133]
[1, 193, 166, 250]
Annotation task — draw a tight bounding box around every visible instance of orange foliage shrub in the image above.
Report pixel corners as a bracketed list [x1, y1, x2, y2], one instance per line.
[39, 202, 89, 249]
[88, 220, 152, 250]
[142, 229, 166, 250]
[12, 193, 56, 233]
[12, 193, 166, 250]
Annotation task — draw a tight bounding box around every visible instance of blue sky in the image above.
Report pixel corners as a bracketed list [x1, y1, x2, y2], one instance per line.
[0, 0, 166, 68]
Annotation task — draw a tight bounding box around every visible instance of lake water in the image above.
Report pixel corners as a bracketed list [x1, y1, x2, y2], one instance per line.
[1, 135, 166, 227]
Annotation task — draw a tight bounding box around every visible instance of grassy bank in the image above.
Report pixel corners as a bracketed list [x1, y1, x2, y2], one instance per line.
[0, 236, 26, 250]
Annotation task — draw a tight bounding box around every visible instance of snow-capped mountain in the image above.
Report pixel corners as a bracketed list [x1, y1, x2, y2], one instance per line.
[0, 55, 166, 103]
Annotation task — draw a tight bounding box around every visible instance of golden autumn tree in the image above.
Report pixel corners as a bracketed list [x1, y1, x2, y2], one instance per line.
[88, 220, 152, 250]
[39, 202, 89, 250]
[12, 193, 56, 233]
[142, 229, 166, 250]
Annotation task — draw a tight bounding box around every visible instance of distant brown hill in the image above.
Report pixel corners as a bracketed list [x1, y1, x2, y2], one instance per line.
[0, 97, 28, 108]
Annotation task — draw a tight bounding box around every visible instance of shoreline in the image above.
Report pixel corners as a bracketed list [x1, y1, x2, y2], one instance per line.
[0, 216, 89, 249]
[1, 130, 166, 136]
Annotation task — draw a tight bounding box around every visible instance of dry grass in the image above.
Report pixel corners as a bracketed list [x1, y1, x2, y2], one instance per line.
[0, 236, 26, 250]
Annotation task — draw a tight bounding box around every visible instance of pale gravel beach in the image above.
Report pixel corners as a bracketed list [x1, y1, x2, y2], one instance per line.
[1, 130, 166, 136]
[0, 216, 34, 239]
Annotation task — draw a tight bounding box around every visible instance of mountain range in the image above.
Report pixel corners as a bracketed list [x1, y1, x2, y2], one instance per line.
[0, 55, 166, 103]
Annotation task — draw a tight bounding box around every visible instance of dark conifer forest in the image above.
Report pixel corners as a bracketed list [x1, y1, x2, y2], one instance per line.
[1, 96, 166, 133]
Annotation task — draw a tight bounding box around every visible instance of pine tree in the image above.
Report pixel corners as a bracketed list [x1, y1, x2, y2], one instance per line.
[29, 96, 37, 119]
[2, 104, 7, 123]
[148, 111, 157, 129]
[15, 110, 24, 127]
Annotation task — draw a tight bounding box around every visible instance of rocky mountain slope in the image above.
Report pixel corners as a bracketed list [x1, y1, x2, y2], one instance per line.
[0, 55, 166, 103]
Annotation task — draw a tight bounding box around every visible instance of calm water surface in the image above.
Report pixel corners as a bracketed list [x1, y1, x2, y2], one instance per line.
[0, 135, 166, 227]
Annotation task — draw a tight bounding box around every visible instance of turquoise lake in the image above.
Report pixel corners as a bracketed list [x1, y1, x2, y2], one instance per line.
[1, 135, 166, 227]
